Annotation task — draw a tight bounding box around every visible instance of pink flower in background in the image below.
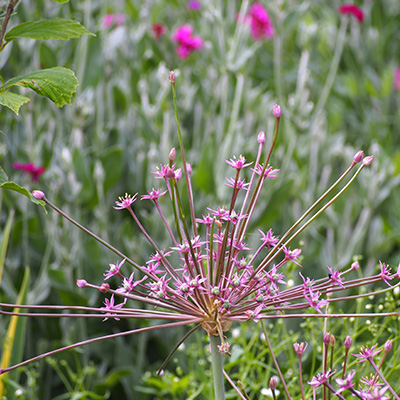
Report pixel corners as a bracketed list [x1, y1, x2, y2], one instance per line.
[394, 68, 400, 90]
[152, 22, 167, 39]
[102, 13, 125, 29]
[13, 162, 45, 182]
[172, 24, 203, 59]
[247, 2, 275, 40]
[187, 0, 201, 10]
[338, 4, 364, 23]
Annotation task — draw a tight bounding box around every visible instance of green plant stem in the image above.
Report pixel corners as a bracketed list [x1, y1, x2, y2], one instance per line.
[261, 321, 292, 400]
[209, 334, 225, 400]
[312, 18, 348, 120]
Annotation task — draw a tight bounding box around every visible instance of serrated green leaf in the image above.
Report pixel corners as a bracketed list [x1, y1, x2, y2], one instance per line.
[0, 67, 79, 107]
[0, 91, 30, 114]
[0, 166, 46, 211]
[5, 18, 95, 42]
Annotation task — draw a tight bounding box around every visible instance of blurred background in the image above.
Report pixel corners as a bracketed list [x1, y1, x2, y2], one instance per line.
[0, 0, 399, 398]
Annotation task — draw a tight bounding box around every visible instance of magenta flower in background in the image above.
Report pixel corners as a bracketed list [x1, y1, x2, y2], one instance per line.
[152, 22, 167, 40]
[172, 24, 203, 59]
[246, 2, 275, 40]
[338, 4, 364, 23]
[394, 68, 400, 90]
[102, 13, 125, 29]
[13, 162, 45, 182]
[187, 0, 201, 10]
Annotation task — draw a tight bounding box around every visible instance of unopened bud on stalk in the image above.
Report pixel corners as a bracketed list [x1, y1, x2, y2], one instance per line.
[384, 339, 393, 352]
[330, 334, 336, 347]
[353, 150, 364, 164]
[76, 279, 87, 288]
[168, 70, 176, 83]
[169, 147, 176, 161]
[269, 377, 278, 390]
[32, 190, 45, 200]
[100, 283, 110, 293]
[272, 104, 281, 118]
[257, 131, 266, 144]
[362, 155, 373, 166]
[344, 336, 353, 348]
[323, 331, 331, 345]
[351, 261, 360, 271]
[186, 163, 192, 175]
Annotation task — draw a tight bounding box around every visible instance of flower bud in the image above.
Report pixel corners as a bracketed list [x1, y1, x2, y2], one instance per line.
[351, 261, 360, 271]
[174, 168, 182, 181]
[384, 339, 393, 352]
[344, 336, 353, 348]
[293, 342, 308, 354]
[169, 147, 176, 161]
[272, 104, 281, 118]
[362, 155, 373, 166]
[257, 131, 266, 144]
[32, 190, 45, 200]
[353, 150, 363, 164]
[76, 279, 87, 288]
[100, 283, 110, 293]
[168, 70, 176, 83]
[323, 331, 331, 345]
[269, 377, 278, 390]
[330, 334, 336, 347]
[186, 163, 192, 175]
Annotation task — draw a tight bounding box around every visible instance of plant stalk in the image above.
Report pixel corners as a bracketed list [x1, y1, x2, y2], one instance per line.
[210, 334, 225, 400]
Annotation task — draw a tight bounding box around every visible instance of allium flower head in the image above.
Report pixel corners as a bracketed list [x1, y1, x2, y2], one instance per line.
[2, 72, 398, 400]
[338, 4, 364, 23]
[187, 0, 201, 10]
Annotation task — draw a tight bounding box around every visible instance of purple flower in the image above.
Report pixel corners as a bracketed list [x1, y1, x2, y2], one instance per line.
[13, 162, 45, 182]
[352, 344, 382, 363]
[102, 295, 125, 321]
[365, 387, 390, 400]
[308, 370, 335, 388]
[246, 2, 275, 41]
[141, 188, 168, 201]
[225, 155, 252, 170]
[114, 193, 137, 210]
[379, 261, 393, 286]
[225, 177, 250, 191]
[102, 14, 125, 29]
[335, 370, 356, 393]
[293, 342, 308, 355]
[104, 259, 125, 280]
[305, 289, 328, 313]
[326, 265, 345, 288]
[259, 229, 279, 250]
[252, 163, 279, 178]
[171, 24, 203, 59]
[187, 0, 201, 10]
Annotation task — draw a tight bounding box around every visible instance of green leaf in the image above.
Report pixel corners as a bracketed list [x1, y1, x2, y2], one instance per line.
[5, 18, 95, 42]
[0, 91, 30, 114]
[52, 0, 69, 2]
[0, 166, 46, 211]
[0, 67, 79, 107]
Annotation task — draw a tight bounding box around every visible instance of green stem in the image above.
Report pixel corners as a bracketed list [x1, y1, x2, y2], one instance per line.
[209, 335, 225, 400]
